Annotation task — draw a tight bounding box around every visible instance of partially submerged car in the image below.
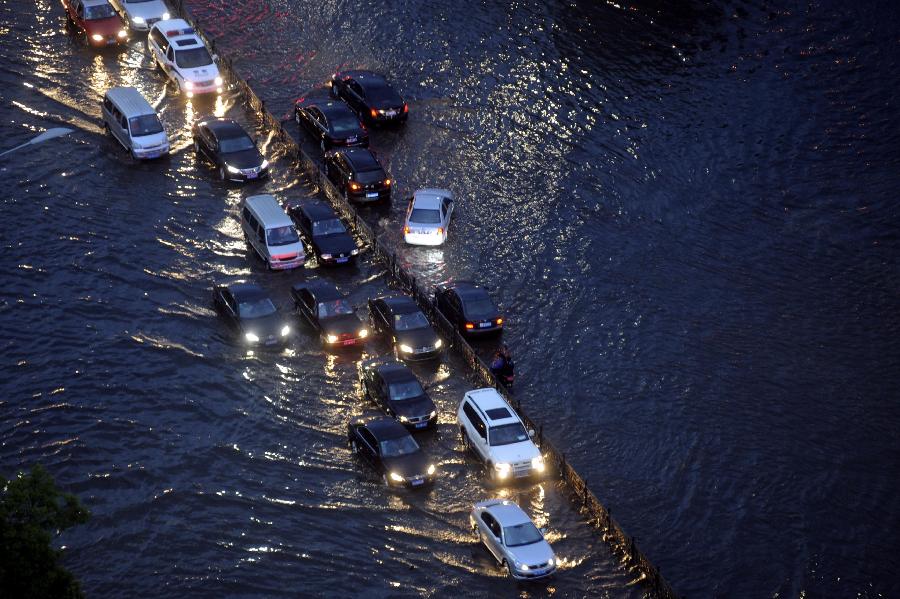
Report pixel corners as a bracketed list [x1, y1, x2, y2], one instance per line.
[347, 416, 436, 488]
[470, 499, 557, 580]
[212, 281, 291, 347]
[291, 281, 368, 347]
[358, 359, 438, 430]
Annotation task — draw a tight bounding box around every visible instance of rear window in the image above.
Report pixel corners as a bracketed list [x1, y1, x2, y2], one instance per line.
[364, 83, 402, 105]
[463, 298, 498, 319]
[356, 169, 386, 184]
[409, 208, 441, 224]
[330, 116, 361, 134]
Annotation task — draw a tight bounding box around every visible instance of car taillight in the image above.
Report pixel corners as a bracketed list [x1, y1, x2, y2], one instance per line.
[437, 227, 444, 235]
[370, 108, 378, 118]
[495, 318, 504, 325]
[384, 178, 391, 186]
[349, 181, 361, 191]
[404, 225, 410, 234]
[403, 103, 409, 113]
[465, 323, 475, 330]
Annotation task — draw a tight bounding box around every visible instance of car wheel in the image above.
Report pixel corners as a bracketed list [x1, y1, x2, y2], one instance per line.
[503, 560, 514, 578]
[219, 165, 226, 181]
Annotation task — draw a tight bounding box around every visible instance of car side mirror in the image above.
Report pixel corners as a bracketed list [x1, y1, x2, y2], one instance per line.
[528, 429, 535, 438]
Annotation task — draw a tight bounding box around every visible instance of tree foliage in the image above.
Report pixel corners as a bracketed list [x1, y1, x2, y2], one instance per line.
[0, 464, 90, 599]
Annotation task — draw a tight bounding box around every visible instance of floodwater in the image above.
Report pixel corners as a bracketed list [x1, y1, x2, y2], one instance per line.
[2, 0, 898, 597]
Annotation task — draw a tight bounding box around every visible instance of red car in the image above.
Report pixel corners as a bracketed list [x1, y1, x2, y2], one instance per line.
[63, 0, 127, 47]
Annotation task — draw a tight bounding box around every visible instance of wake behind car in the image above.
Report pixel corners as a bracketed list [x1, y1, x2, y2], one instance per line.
[435, 281, 503, 336]
[286, 200, 358, 266]
[368, 295, 442, 361]
[403, 189, 453, 246]
[347, 417, 437, 488]
[358, 359, 437, 430]
[192, 117, 268, 182]
[291, 281, 368, 347]
[213, 281, 291, 347]
[457, 388, 544, 482]
[109, 0, 170, 31]
[64, 0, 128, 47]
[324, 147, 391, 204]
[294, 99, 368, 151]
[330, 70, 408, 125]
[470, 499, 557, 580]
[148, 19, 223, 97]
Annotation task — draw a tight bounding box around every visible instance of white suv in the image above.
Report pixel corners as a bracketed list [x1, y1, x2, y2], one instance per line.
[147, 19, 222, 98]
[457, 388, 545, 482]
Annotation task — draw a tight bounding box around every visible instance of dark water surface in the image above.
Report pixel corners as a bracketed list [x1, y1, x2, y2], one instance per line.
[2, 0, 899, 597]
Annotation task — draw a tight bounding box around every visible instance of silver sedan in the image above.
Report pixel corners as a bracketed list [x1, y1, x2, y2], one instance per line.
[470, 499, 558, 580]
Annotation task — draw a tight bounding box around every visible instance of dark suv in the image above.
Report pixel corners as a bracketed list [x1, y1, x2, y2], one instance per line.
[434, 282, 503, 336]
[324, 147, 392, 204]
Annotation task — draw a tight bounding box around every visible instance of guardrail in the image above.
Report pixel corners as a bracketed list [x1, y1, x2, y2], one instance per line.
[172, 1, 677, 596]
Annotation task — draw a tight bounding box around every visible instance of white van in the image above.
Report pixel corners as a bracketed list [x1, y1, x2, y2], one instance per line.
[241, 195, 306, 270]
[102, 87, 169, 160]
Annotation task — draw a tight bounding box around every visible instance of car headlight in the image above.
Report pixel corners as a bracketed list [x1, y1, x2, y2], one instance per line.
[398, 344, 413, 353]
[162, 12, 170, 20]
[260, 159, 268, 169]
[398, 416, 409, 423]
[520, 563, 530, 571]
[320, 253, 332, 260]
[214, 76, 223, 86]
[547, 557, 555, 566]
[245, 332, 259, 343]
[532, 455, 545, 472]
[326, 334, 338, 343]
[350, 248, 359, 255]
[429, 410, 437, 419]
[389, 472, 404, 482]
[226, 164, 240, 174]
[280, 325, 290, 337]
[358, 329, 368, 338]
[427, 464, 436, 475]
[494, 462, 511, 478]
[184, 81, 195, 91]
[118, 29, 127, 38]
[132, 16, 145, 24]
[434, 339, 442, 349]
[91, 34, 103, 41]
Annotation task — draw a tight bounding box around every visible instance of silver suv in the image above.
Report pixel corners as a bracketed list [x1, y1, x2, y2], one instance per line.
[470, 499, 557, 580]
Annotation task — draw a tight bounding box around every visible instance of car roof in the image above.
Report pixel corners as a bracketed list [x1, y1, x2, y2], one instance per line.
[465, 388, 518, 423]
[156, 19, 198, 40]
[487, 502, 532, 526]
[376, 362, 417, 384]
[339, 148, 382, 172]
[292, 280, 344, 302]
[202, 118, 247, 139]
[298, 201, 338, 220]
[105, 87, 156, 118]
[341, 70, 386, 83]
[244, 195, 292, 228]
[451, 282, 490, 301]
[379, 295, 419, 314]
[412, 188, 451, 209]
[315, 101, 358, 119]
[226, 282, 269, 303]
[364, 417, 411, 441]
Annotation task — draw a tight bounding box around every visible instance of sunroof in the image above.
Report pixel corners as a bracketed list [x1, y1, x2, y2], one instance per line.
[485, 407, 511, 420]
[175, 39, 198, 47]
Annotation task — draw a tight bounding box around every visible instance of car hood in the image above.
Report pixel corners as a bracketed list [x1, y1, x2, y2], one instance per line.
[388, 395, 436, 419]
[507, 539, 555, 567]
[183, 65, 220, 82]
[395, 327, 439, 350]
[314, 233, 356, 256]
[222, 148, 264, 170]
[123, 1, 168, 20]
[241, 313, 284, 339]
[383, 451, 430, 479]
[86, 18, 123, 35]
[321, 314, 364, 335]
[490, 440, 540, 464]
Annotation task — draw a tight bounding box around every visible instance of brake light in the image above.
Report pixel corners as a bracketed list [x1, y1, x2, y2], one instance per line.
[384, 178, 391, 186]
[370, 108, 378, 118]
[465, 323, 475, 330]
[495, 318, 504, 325]
[437, 227, 443, 235]
[403, 103, 409, 113]
[349, 181, 361, 191]
[404, 225, 410, 234]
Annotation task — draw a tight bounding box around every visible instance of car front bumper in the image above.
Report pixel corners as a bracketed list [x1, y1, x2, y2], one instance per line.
[133, 144, 170, 159]
[225, 167, 269, 182]
[510, 564, 557, 580]
[396, 344, 442, 361]
[269, 255, 305, 270]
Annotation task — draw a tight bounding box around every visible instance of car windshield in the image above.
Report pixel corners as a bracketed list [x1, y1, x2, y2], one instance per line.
[394, 312, 429, 331]
[365, 83, 401, 105]
[409, 208, 441, 224]
[379, 435, 419, 457]
[175, 47, 212, 69]
[317, 300, 353, 318]
[85, 4, 116, 19]
[129, 114, 164, 136]
[218, 135, 255, 153]
[489, 422, 529, 446]
[503, 522, 543, 547]
[357, 169, 385, 184]
[388, 380, 424, 401]
[464, 298, 498, 320]
[266, 226, 299, 246]
[312, 218, 345, 236]
[238, 297, 277, 319]
[330, 116, 360, 134]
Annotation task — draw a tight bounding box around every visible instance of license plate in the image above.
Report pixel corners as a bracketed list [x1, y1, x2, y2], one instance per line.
[265, 338, 277, 345]
[386, 110, 397, 117]
[336, 257, 349, 263]
[146, 152, 160, 159]
[414, 347, 431, 354]
[366, 192, 378, 198]
[415, 422, 427, 429]
[247, 172, 258, 179]
[342, 339, 356, 346]
[347, 136, 357, 143]
[479, 322, 492, 328]
[411, 479, 424, 486]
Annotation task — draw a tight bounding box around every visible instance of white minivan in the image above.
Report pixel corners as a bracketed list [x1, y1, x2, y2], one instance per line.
[101, 86, 169, 160]
[241, 195, 306, 270]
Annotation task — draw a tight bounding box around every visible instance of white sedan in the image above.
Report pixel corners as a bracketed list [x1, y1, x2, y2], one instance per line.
[403, 188, 453, 246]
[470, 499, 558, 580]
[110, 0, 170, 31]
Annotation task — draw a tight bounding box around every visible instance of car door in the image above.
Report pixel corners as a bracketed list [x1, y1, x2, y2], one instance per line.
[358, 428, 380, 469]
[165, 46, 179, 85]
[371, 300, 390, 334]
[441, 197, 454, 229]
[74, 1, 87, 32]
[375, 376, 392, 414]
[219, 289, 238, 327]
[315, 109, 330, 139]
[480, 513, 504, 561]
[347, 80, 365, 111]
[296, 289, 314, 324]
[447, 291, 463, 324]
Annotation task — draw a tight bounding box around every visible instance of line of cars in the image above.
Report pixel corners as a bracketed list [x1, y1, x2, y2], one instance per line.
[73, 1, 558, 581]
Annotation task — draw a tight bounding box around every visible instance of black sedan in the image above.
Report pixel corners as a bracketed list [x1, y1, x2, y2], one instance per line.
[294, 99, 368, 151]
[369, 295, 442, 361]
[330, 70, 408, 126]
[358, 359, 438, 430]
[213, 282, 290, 347]
[291, 281, 368, 347]
[434, 282, 504, 336]
[192, 117, 268, 182]
[324, 147, 392, 204]
[286, 200, 359, 266]
[347, 417, 436, 488]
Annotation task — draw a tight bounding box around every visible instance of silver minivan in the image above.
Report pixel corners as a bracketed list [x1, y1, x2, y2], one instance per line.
[241, 195, 306, 270]
[102, 87, 169, 160]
